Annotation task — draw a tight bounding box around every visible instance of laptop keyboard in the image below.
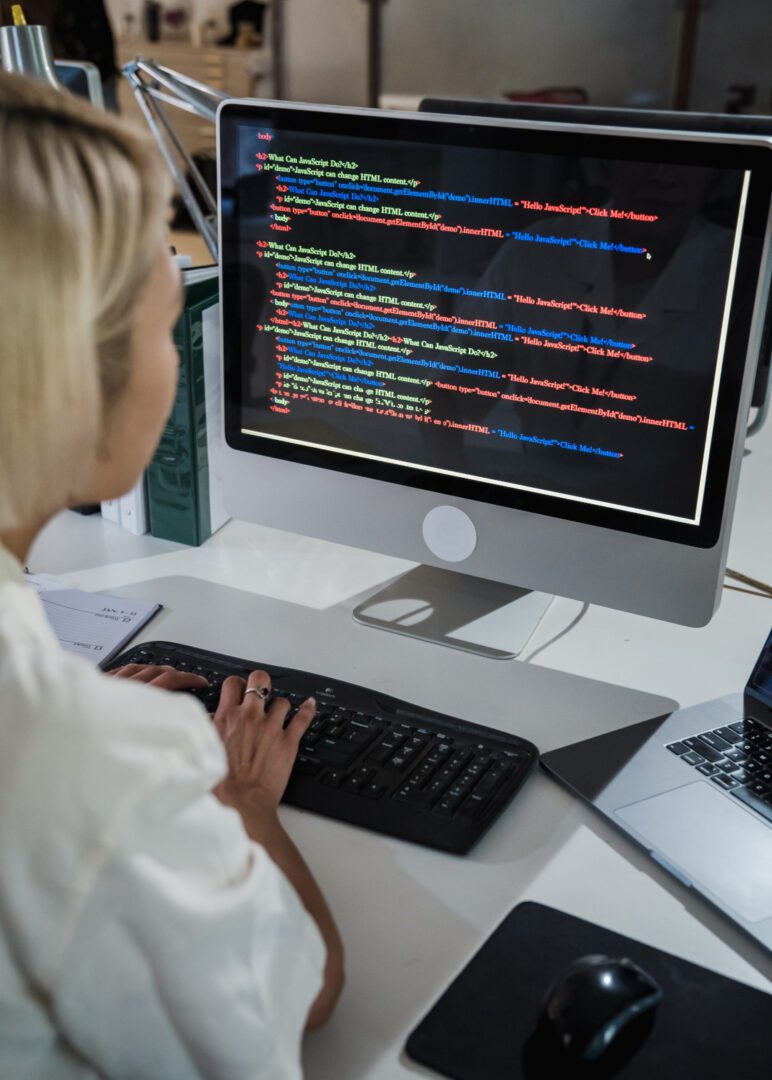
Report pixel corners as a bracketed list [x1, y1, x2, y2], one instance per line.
[106, 640, 539, 854]
[667, 718, 772, 825]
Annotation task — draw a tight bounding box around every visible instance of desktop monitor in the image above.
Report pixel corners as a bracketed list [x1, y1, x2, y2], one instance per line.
[420, 98, 772, 424]
[54, 60, 104, 108]
[217, 101, 772, 639]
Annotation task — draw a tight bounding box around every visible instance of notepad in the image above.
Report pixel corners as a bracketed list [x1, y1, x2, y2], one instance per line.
[27, 574, 162, 667]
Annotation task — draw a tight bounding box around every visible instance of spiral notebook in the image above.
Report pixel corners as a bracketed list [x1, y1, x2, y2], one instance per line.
[27, 573, 162, 668]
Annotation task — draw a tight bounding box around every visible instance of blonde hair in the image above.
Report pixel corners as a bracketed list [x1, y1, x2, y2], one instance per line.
[0, 72, 171, 531]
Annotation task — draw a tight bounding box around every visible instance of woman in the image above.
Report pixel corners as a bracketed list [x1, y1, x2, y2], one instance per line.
[0, 72, 343, 1078]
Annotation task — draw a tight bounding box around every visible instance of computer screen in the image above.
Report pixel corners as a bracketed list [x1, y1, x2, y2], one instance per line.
[746, 628, 772, 728]
[54, 60, 104, 108]
[218, 103, 771, 626]
[419, 97, 772, 418]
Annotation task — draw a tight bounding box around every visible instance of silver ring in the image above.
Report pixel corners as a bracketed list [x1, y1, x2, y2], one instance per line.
[244, 686, 270, 700]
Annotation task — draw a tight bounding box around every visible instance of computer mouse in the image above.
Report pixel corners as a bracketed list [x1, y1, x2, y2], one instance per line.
[538, 953, 663, 1064]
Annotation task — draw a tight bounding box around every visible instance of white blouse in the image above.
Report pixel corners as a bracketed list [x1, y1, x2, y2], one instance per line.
[0, 544, 325, 1079]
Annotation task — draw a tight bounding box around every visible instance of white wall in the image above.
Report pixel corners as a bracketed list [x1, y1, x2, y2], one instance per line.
[106, 0, 771, 113]
[690, 0, 772, 113]
[382, 0, 679, 108]
[283, 0, 368, 105]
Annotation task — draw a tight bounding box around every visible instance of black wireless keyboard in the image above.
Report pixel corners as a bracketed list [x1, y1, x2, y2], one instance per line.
[107, 640, 539, 855]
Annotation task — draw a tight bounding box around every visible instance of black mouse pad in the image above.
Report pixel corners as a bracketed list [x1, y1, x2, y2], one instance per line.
[405, 901, 772, 1079]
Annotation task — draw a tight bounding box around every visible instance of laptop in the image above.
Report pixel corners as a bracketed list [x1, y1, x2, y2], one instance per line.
[541, 629, 772, 953]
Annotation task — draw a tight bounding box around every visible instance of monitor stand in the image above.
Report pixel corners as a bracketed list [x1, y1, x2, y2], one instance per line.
[352, 565, 553, 660]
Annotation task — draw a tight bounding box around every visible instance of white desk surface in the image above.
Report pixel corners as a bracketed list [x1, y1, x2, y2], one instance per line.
[30, 416, 772, 1078]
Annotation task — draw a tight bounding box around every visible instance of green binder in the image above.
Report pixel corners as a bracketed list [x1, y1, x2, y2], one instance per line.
[146, 269, 226, 546]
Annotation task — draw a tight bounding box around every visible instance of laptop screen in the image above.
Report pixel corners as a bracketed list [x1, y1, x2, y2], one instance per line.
[746, 629, 772, 727]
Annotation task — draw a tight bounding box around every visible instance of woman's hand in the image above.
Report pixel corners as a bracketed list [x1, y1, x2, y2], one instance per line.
[108, 663, 209, 693]
[210, 672, 343, 1029]
[211, 670, 315, 811]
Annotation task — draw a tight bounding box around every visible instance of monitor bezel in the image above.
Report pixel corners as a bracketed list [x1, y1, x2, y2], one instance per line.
[218, 100, 772, 550]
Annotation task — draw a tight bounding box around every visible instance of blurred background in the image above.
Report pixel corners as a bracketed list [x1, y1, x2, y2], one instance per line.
[5, 1, 770, 113]
[107, 0, 770, 111]
[5, 0, 768, 265]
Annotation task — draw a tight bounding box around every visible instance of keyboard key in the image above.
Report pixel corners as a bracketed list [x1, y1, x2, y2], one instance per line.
[456, 793, 488, 820]
[682, 751, 705, 766]
[722, 748, 746, 764]
[689, 739, 724, 764]
[728, 721, 746, 735]
[365, 742, 398, 766]
[454, 766, 483, 789]
[349, 716, 380, 731]
[464, 755, 491, 778]
[393, 784, 434, 807]
[343, 725, 382, 747]
[714, 726, 741, 745]
[697, 763, 720, 776]
[385, 754, 412, 774]
[322, 769, 347, 787]
[731, 786, 772, 824]
[447, 780, 474, 800]
[293, 755, 322, 776]
[433, 761, 467, 790]
[426, 744, 453, 766]
[434, 792, 464, 816]
[361, 783, 386, 800]
[342, 768, 373, 794]
[475, 764, 513, 797]
[698, 731, 732, 752]
[711, 774, 739, 790]
[666, 741, 689, 756]
[316, 737, 359, 765]
[425, 775, 453, 802]
[406, 760, 439, 788]
[445, 750, 473, 775]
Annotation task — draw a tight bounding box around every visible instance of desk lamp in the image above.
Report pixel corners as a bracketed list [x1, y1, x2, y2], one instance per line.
[122, 58, 227, 261]
[0, 5, 60, 89]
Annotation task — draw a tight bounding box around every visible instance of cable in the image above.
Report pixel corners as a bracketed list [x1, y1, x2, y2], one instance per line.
[724, 584, 771, 598]
[521, 601, 591, 663]
[519, 566, 769, 664]
[724, 567, 772, 599]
